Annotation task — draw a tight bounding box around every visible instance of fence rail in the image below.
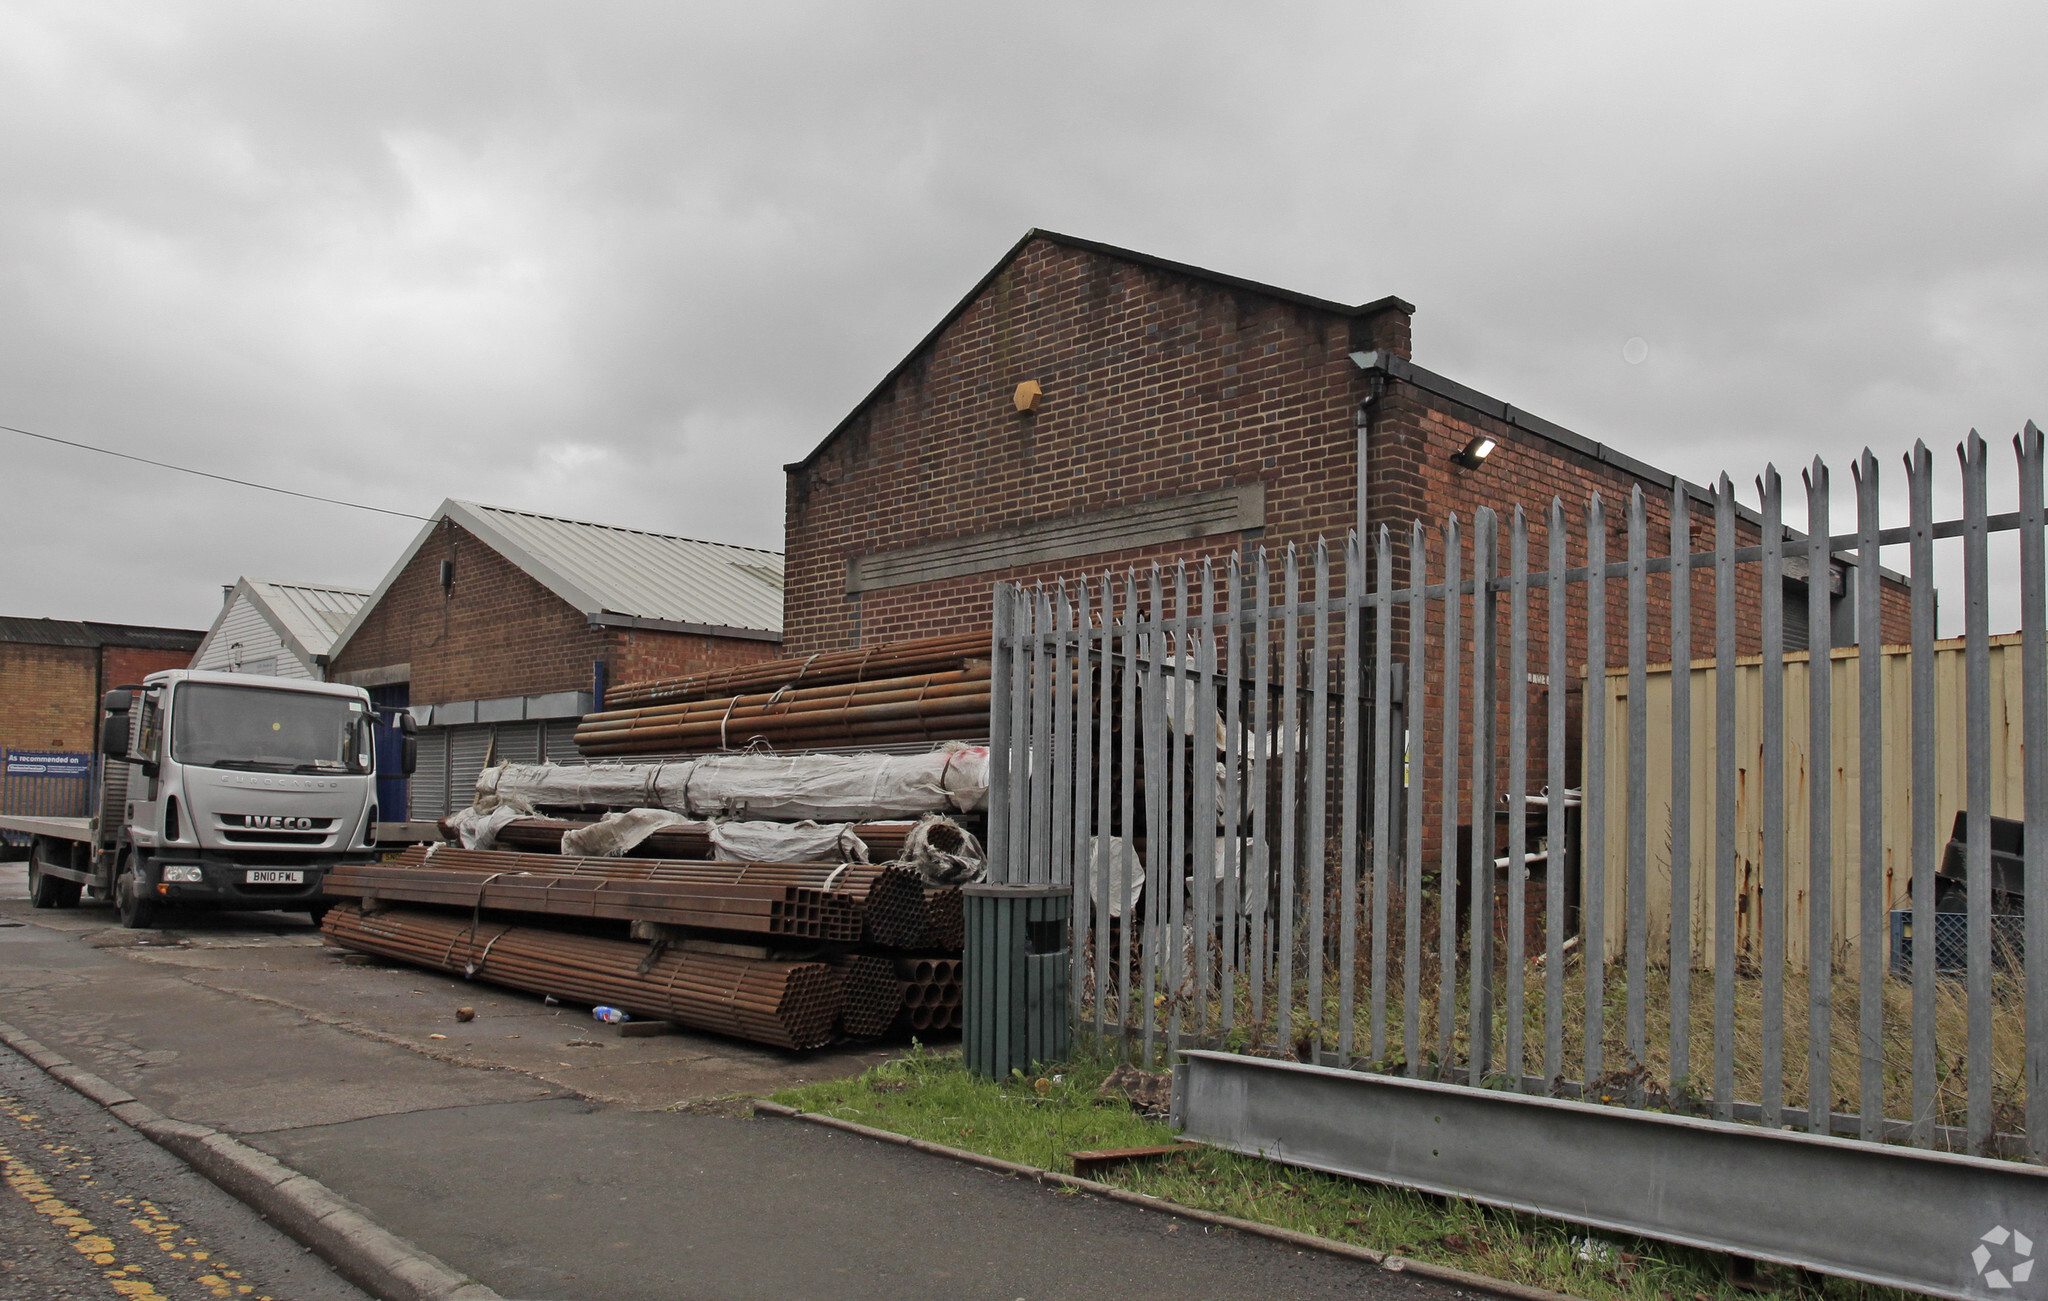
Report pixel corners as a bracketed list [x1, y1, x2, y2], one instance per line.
[989, 426, 2047, 1164]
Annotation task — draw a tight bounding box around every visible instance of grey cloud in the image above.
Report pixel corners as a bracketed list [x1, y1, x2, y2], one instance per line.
[1, 1, 2041, 634]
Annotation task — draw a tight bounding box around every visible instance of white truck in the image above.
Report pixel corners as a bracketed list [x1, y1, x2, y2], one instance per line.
[1, 669, 414, 928]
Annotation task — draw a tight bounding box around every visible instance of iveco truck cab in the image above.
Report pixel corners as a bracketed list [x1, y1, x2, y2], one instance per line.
[15, 669, 414, 929]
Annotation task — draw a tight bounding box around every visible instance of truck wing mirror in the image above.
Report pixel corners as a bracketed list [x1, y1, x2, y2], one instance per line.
[100, 713, 130, 760]
[401, 736, 418, 777]
[398, 711, 418, 736]
[102, 689, 133, 715]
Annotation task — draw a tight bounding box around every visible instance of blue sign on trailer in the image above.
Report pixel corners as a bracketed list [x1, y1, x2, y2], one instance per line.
[3, 750, 92, 778]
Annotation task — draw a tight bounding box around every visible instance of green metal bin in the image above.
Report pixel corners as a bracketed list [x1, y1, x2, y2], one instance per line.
[963, 884, 1070, 1080]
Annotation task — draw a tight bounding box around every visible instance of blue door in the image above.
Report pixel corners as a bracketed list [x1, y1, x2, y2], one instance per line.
[366, 684, 411, 822]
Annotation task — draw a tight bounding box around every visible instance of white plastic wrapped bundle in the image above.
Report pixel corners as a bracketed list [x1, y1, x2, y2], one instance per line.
[558, 808, 695, 857]
[473, 743, 989, 822]
[709, 820, 870, 864]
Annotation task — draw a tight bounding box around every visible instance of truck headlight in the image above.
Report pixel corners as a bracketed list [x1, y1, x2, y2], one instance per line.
[162, 865, 204, 883]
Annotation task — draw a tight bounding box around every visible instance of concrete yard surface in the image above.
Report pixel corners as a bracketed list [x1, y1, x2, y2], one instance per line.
[0, 863, 1462, 1300]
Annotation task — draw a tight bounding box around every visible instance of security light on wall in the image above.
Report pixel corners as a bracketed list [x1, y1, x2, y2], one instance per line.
[1452, 435, 1498, 468]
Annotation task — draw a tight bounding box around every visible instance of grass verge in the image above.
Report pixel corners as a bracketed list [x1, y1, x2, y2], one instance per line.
[773, 1045, 1923, 1301]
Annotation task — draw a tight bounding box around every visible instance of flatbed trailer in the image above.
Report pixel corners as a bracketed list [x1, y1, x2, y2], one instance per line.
[0, 815, 94, 844]
[0, 813, 107, 908]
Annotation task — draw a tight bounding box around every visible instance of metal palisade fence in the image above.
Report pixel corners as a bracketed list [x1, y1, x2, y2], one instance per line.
[986, 426, 2048, 1162]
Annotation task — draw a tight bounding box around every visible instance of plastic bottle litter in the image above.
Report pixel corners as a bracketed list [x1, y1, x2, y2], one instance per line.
[592, 1006, 629, 1024]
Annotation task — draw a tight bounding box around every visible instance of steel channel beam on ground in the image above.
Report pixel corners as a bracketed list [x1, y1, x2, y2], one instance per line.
[1177, 1050, 2048, 1300]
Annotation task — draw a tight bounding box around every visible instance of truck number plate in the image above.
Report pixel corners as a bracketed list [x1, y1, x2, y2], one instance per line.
[245, 870, 304, 885]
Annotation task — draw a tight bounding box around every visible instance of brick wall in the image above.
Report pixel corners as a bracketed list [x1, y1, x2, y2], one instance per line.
[784, 236, 1409, 653]
[101, 645, 202, 690]
[0, 643, 98, 753]
[330, 519, 778, 705]
[604, 626, 775, 691]
[781, 233, 1920, 885]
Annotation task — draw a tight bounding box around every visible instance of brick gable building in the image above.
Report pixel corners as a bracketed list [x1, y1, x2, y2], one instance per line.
[0, 618, 204, 838]
[327, 500, 784, 819]
[784, 229, 1907, 663]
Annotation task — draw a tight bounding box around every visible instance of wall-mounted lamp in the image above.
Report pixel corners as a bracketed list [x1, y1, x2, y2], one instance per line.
[1452, 435, 1498, 469]
[1013, 380, 1043, 414]
[439, 559, 455, 592]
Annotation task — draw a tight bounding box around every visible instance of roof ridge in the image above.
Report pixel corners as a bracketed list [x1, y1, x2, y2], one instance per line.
[451, 499, 784, 558]
[246, 577, 372, 595]
[785, 228, 1412, 473]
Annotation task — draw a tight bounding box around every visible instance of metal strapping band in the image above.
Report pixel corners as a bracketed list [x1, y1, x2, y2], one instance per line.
[718, 694, 744, 751]
[789, 651, 823, 690]
[465, 925, 513, 978]
[466, 871, 509, 947]
[824, 862, 851, 891]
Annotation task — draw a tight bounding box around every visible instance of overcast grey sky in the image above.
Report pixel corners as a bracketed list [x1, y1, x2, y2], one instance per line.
[3, 2, 2042, 633]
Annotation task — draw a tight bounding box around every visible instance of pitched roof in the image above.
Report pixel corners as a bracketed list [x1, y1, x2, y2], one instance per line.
[190, 578, 371, 671]
[0, 617, 205, 651]
[329, 500, 784, 659]
[784, 228, 1416, 472]
[249, 579, 368, 652]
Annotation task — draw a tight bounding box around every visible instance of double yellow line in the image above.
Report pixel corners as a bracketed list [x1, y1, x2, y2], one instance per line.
[1, 1093, 267, 1300]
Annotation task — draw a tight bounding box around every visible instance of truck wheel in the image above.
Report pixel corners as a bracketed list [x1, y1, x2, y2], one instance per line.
[306, 903, 333, 928]
[27, 839, 82, 909]
[115, 861, 158, 930]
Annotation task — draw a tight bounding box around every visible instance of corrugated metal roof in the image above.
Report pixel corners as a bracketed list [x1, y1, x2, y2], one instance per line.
[0, 617, 204, 650]
[0, 617, 101, 648]
[244, 579, 369, 657]
[448, 501, 783, 634]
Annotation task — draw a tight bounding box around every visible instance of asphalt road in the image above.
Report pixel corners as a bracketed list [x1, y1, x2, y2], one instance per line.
[0, 865, 1463, 1301]
[0, 1038, 368, 1301]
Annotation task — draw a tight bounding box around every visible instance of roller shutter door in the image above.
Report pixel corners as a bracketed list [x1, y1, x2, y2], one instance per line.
[542, 719, 583, 763]
[448, 726, 494, 813]
[410, 731, 450, 820]
[492, 721, 541, 769]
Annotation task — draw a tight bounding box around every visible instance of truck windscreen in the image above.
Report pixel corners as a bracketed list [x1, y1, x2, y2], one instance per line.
[171, 683, 369, 773]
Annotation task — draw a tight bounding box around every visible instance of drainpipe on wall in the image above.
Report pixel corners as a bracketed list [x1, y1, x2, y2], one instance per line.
[1355, 369, 1385, 546]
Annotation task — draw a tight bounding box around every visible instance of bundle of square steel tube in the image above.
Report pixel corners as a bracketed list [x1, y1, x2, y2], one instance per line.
[321, 903, 843, 1050]
[600, 632, 989, 711]
[324, 859, 860, 942]
[336, 846, 939, 947]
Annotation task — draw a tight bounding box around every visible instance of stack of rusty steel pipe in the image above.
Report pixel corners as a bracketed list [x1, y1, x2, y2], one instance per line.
[892, 956, 963, 1033]
[322, 904, 843, 1050]
[571, 664, 992, 757]
[601, 632, 989, 711]
[829, 954, 907, 1039]
[319, 842, 968, 1048]
[922, 887, 965, 951]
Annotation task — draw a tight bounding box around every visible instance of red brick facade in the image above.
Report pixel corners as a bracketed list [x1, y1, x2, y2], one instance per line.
[0, 628, 203, 760]
[785, 235, 1407, 651]
[328, 519, 777, 706]
[102, 646, 203, 692]
[780, 232, 1916, 875]
[786, 232, 1911, 670]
